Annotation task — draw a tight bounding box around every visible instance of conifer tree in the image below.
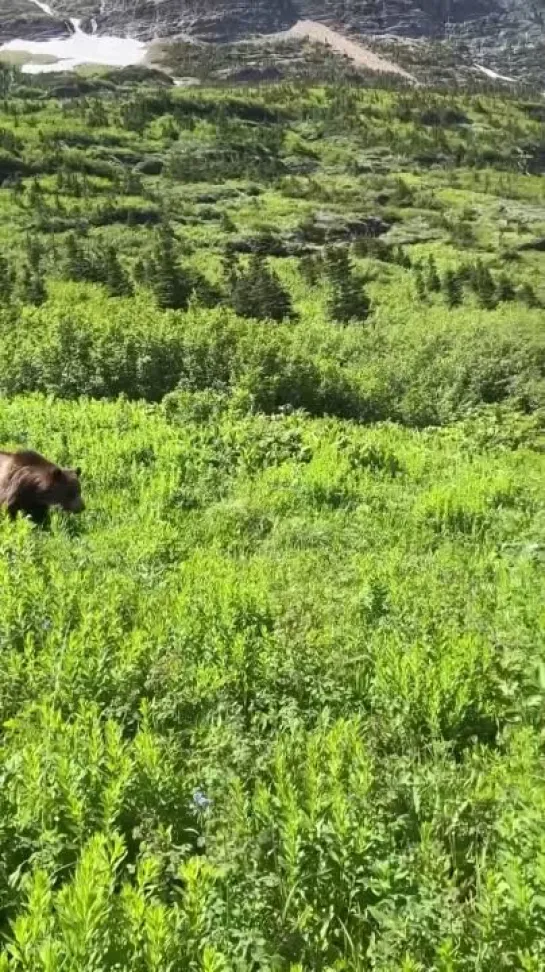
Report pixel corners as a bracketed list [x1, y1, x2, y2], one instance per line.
[148, 222, 193, 311]
[414, 266, 427, 302]
[325, 246, 370, 324]
[472, 260, 497, 310]
[496, 273, 515, 303]
[519, 282, 538, 308]
[64, 232, 93, 283]
[18, 264, 46, 306]
[394, 245, 411, 268]
[230, 253, 294, 322]
[101, 246, 134, 298]
[221, 246, 239, 291]
[442, 268, 462, 308]
[299, 253, 321, 287]
[0, 254, 13, 304]
[426, 254, 441, 293]
[25, 236, 43, 274]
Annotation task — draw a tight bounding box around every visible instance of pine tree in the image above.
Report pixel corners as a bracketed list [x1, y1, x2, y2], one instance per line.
[441, 268, 462, 308]
[229, 254, 294, 322]
[299, 253, 321, 287]
[148, 223, 193, 311]
[414, 266, 427, 302]
[257, 256, 293, 322]
[64, 232, 93, 283]
[325, 246, 370, 324]
[221, 246, 239, 291]
[28, 178, 43, 211]
[426, 254, 441, 293]
[18, 264, 46, 306]
[0, 254, 13, 303]
[102, 246, 134, 298]
[519, 282, 538, 308]
[25, 235, 43, 274]
[497, 273, 515, 303]
[133, 257, 148, 286]
[472, 260, 497, 310]
[394, 245, 411, 268]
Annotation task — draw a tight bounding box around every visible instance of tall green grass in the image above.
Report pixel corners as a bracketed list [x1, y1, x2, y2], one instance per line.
[0, 75, 545, 969]
[0, 396, 544, 969]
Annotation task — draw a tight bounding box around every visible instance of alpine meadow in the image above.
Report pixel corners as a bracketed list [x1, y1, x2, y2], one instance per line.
[1, 50, 545, 972]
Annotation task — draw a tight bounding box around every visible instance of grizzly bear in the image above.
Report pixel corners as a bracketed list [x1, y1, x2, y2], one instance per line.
[0, 450, 85, 525]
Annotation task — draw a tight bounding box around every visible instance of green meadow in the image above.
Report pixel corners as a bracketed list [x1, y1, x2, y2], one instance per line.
[0, 64, 544, 969]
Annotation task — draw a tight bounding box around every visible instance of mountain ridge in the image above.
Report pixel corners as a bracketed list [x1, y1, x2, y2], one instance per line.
[1, 0, 544, 88]
[3, 0, 544, 43]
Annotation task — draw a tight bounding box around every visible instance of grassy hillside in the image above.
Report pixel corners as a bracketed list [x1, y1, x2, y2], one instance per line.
[0, 64, 545, 969]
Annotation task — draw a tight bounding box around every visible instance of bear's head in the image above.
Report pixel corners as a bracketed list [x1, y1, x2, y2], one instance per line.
[47, 465, 85, 513]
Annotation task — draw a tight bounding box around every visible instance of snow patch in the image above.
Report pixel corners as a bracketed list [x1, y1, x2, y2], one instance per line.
[29, 0, 56, 16]
[0, 16, 145, 73]
[474, 63, 517, 83]
[0, 0, 146, 73]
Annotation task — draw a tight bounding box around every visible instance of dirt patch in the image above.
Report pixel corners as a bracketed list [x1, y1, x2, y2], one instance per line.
[284, 20, 416, 82]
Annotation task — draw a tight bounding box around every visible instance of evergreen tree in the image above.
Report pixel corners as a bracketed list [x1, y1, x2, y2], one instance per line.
[519, 282, 538, 308]
[414, 266, 427, 302]
[64, 232, 94, 283]
[229, 254, 294, 322]
[18, 264, 46, 306]
[86, 99, 108, 128]
[441, 268, 462, 308]
[325, 246, 370, 324]
[426, 254, 441, 293]
[394, 245, 411, 268]
[101, 246, 134, 298]
[0, 254, 13, 303]
[28, 178, 43, 211]
[472, 260, 497, 310]
[148, 223, 193, 311]
[221, 246, 239, 291]
[497, 273, 515, 303]
[133, 257, 148, 286]
[299, 253, 321, 288]
[25, 235, 43, 274]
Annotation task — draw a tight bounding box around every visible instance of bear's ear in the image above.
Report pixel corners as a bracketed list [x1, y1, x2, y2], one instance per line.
[75, 467, 82, 478]
[52, 467, 64, 481]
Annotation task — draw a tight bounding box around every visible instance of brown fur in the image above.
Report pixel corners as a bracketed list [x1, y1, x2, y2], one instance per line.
[0, 450, 85, 525]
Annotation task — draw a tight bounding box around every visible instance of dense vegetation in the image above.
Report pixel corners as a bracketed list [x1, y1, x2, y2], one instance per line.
[0, 61, 545, 970]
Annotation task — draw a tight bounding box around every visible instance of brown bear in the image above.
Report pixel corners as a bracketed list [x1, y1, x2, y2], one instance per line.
[0, 450, 85, 525]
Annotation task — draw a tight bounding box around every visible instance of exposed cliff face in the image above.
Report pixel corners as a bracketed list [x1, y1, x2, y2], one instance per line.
[0, 0, 69, 43]
[4, 0, 542, 44]
[78, 0, 298, 43]
[1, 0, 544, 86]
[97, 0, 544, 42]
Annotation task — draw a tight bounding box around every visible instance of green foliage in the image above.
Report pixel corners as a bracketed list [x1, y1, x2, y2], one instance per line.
[228, 252, 295, 321]
[426, 255, 441, 293]
[0, 74, 544, 971]
[325, 246, 371, 324]
[0, 396, 542, 970]
[0, 253, 14, 303]
[442, 267, 463, 307]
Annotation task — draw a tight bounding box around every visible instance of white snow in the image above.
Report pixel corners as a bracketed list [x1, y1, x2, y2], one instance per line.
[0, 0, 146, 73]
[29, 0, 56, 16]
[474, 63, 517, 83]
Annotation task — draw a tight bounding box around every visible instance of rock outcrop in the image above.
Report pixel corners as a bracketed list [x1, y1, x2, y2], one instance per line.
[0, 0, 70, 43]
[1, 0, 543, 86]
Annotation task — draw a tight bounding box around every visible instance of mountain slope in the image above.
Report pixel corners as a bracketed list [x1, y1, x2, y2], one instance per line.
[1, 0, 544, 88]
[7, 0, 545, 44]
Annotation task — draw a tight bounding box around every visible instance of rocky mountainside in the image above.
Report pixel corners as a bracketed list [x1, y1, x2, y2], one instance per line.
[87, 0, 545, 43]
[0, 1, 69, 43]
[1, 0, 544, 87]
[2, 0, 543, 43]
